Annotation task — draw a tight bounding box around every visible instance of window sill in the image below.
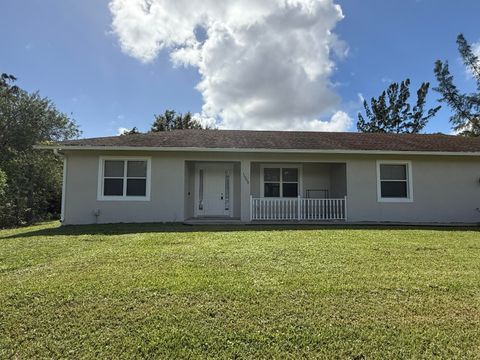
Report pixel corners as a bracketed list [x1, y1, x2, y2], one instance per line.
[262, 197, 299, 199]
[97, 196, 151, 202]
[377, 197, 413, 203]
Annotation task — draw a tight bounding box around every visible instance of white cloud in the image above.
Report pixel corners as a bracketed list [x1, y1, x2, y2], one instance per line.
[109, 0, 349, 131]
[473, 42, 480, 58]
[116, 127, 129, 135]
[284, 110, 352, 132]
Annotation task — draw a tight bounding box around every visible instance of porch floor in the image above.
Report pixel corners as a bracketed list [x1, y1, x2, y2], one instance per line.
[184, 217, 242, 225]
[184, 218, 347, 225]
[184, 219, 478, 227]
[251, 220, 347, 225]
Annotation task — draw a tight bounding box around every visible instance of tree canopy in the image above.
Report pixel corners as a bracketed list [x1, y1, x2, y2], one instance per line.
[0, 73, 80, 227]
[434, 34, 480, 136]
[357, 79, 440, 134]
[150, 110, 205, 132]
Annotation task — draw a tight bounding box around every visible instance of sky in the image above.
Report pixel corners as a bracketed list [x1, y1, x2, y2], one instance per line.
[1, 0, 479, 138]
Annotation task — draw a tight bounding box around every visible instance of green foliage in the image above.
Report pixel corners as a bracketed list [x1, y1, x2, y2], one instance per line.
[150, 110, 205, 132]
[434, 34, 480, 136]
[0, 73, 80, 228]
[1, 222, 480, 358]
[357, 79, 440, 133]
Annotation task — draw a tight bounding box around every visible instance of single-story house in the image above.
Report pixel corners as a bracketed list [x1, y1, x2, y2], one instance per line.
[38, 129, 480, 225]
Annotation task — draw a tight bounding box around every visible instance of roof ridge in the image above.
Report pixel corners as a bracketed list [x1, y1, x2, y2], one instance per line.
[77, 129, 458, 139]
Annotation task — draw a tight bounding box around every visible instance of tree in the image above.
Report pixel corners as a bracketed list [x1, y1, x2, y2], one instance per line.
[150, 110, 204, 132]
[0, 73, 80, 227]
[434, 34, 480, 136]
[0, 168, 6, 197]
[357, 79, 440, 133]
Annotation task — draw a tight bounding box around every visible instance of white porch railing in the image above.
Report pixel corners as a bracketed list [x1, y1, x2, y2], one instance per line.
[250, 196, 347, 221]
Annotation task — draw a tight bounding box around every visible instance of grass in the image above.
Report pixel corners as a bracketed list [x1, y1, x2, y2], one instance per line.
[1, 222, 480, 359]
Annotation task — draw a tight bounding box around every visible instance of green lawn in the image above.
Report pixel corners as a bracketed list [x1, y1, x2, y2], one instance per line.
[1, 222, 480, 359]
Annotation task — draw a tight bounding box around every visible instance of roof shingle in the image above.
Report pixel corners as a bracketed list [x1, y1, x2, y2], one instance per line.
[52, 129, 480, 153]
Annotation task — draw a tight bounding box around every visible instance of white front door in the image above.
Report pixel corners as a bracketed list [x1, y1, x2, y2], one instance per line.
[195, 163, 233, 217]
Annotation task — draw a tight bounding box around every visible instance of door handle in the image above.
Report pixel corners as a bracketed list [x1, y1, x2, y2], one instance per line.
[220, 193, 224, 200]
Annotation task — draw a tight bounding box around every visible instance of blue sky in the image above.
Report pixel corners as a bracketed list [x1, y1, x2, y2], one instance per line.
[1, 0, 479, 138]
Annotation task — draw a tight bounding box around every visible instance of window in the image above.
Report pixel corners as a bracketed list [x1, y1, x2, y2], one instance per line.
[224, 170, 230, 210]
[262, 166, 300, 198]
[198, 169, 204, 210]
[98, 157, 151, 201]
[377, 161, 413, 202]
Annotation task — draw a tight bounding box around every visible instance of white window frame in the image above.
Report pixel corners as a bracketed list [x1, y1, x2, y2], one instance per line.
[97, 156, 151, 201]
[260, 164, 303, 198]
[376, 160, 413, 203]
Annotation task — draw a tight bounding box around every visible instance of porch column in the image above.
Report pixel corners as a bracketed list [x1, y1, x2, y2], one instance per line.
[240, 159, 251, 222]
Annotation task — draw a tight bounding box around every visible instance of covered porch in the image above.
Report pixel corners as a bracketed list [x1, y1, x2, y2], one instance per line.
[249, 162, 347, 221]
[184, 161, 347, 223]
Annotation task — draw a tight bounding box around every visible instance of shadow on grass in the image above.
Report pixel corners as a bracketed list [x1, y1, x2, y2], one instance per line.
[2, 221, 479, 239]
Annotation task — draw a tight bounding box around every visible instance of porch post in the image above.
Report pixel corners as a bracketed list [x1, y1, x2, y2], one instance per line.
[297, 195, 301, 221]
[250, 195, 253, 221]
[240, 160, 251, 222]
[344, 195, 348, 221]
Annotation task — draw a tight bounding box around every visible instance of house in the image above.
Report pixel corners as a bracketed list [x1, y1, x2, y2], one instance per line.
[38, 129, 480, 225]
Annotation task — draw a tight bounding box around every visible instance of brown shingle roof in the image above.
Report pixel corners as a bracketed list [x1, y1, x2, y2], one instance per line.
[50, 129, 480, 153]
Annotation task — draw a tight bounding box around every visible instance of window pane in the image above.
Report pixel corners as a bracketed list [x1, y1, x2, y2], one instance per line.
[104, 179, 124, 196]
[127, 161, 147, 177]
[224, 171, 230, 211]
[199, 169, 204, 210]
[264, 183, 280, 197]
[381, 181, 407, 198]
[127, 179, 146, 196]
[380, 164, 406, 180]
[104, 160, 124, 177]
[283, 183, 298, 197]
[264, 168, 280, 182]
[224, 171, 230, 201]
[282, 168, 298, 182]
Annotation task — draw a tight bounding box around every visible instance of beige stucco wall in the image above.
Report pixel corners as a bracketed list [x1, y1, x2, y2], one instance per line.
[346, 157, 480, 223]
[250, 163, 261, 198]
[62, 150, 480, 225]
[330, 163, 347, 198]
[64, 151, 185, 224]
[302, 163, 331, 197]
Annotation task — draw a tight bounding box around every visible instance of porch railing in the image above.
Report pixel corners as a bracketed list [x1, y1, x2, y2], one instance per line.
[250, 196, 347, 221]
